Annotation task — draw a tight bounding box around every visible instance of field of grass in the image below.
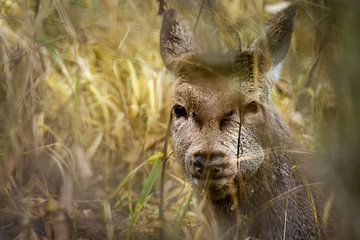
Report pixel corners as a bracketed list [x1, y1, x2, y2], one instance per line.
[0, 0, 352, 239]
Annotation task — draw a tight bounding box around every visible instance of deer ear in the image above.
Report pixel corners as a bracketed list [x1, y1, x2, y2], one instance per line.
[160, 8, 196, 71]
[258, 5, 297, 82]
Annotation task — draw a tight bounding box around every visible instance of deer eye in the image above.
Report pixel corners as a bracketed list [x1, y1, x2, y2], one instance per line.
[244, 101, 259, 114]
[219, 117, 231, 131]
[220, 110, 235, 130]
[173, 105, 188, 118]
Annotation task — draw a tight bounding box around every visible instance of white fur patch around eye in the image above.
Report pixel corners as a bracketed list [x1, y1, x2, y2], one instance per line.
[267, 63, 282, 83]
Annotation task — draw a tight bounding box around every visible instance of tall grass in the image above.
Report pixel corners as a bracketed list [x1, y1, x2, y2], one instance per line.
[0, 0, 349, 239]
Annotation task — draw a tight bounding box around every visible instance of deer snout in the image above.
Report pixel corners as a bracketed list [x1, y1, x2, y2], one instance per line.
[192, 152, 227, 178]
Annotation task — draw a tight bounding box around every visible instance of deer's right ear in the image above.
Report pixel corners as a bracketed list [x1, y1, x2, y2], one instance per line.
[160, 8, 196, 71]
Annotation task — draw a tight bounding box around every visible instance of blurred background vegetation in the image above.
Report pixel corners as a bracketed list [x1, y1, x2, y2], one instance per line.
[0, 0, 358, 239]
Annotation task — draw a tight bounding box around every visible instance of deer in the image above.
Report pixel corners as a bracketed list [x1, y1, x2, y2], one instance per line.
[159, 4, 337, 240]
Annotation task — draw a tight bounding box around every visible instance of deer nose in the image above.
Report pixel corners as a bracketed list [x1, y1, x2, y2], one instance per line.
[194, 154, 205, 169]
[193, 152, 226, 174]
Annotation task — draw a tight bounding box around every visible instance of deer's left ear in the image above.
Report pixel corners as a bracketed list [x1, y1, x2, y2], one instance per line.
[257, 5, 297, 82]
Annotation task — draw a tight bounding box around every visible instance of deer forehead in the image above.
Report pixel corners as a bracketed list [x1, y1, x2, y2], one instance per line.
[173, 76, 261, 117]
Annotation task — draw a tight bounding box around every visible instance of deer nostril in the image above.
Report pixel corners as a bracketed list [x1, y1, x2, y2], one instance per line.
[193, 152, 225, 168]
[194, 155, 205, 169]
[192, 152, 227, 178]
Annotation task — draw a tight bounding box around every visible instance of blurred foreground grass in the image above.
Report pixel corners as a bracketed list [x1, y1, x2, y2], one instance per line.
[0, 0, 345, 239]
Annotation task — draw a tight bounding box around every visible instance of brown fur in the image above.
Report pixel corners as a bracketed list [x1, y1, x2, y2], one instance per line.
[160, 6, 336, 239]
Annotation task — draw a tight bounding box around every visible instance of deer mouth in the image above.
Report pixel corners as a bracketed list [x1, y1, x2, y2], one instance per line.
[190, 163, 237, 193]
[192, 175, 237, 200]
[191, 163, 235, 179]
[189, 152, 265, 199]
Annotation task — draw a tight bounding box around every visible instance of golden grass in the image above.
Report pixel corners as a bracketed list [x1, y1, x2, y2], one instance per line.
[0, 0, 341, 239]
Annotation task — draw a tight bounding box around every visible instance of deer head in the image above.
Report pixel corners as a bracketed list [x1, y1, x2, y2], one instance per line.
[160, 6, 296, 200]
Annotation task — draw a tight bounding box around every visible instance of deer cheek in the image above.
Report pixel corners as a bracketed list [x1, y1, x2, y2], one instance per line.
[243, 106, 265, 125]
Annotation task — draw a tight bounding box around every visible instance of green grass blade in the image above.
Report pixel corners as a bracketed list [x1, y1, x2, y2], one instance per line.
[171, 191, 193, 238]
[110, 161, 147, 199]
[128, 156, 161, 232]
